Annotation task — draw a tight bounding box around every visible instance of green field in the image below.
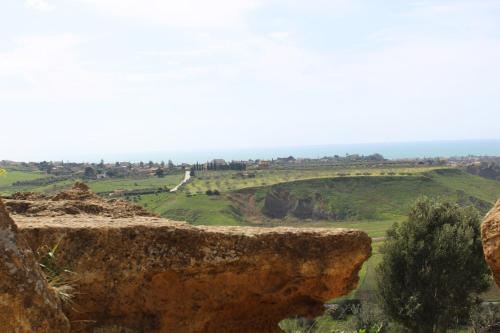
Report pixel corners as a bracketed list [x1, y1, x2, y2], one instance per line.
[137, 192, 242, 226]
[0, 170, 184, 195]
[0, 170, 47, 189]
[85, 174, 183, 193]
[184, 166, 442, 194]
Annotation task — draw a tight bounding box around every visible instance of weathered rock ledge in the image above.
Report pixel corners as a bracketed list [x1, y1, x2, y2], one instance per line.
[0, 199, 69, 333]
[482, 200, 500, 287]
[15, 215, 371, 333]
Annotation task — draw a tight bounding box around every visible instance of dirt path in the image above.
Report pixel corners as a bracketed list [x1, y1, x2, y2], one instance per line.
[170, 171, 191, 192]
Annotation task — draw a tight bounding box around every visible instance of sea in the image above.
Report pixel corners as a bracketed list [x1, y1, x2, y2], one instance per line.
[93, 139, 500, 164]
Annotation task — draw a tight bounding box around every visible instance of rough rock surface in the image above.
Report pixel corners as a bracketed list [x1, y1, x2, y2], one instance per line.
[481, 199, 500, 286]
[0, 198, 70, 333]
[16, 216, 371, 333]
[4, 182, 154, 218]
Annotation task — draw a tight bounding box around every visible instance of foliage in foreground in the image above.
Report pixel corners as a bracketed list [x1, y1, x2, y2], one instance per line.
[376, 197, 490, 333]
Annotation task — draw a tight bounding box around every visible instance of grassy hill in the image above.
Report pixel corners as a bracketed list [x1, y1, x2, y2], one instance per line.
[137, 169, 500, 234]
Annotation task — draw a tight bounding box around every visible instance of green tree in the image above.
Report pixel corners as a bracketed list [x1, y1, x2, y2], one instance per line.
[376, 197, 490, 333]
[83, 166, 96, 179]
[155, 168, 165, 178]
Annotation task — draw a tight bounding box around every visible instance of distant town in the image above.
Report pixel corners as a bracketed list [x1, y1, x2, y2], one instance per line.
[2, 154, 500, 183]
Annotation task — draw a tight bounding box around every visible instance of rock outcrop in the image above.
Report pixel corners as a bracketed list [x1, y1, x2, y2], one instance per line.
[0, 199, 70, 333]
[481, 200, 500, 286]
[4, 182, 154, 218]
[15, 216, 370, 333]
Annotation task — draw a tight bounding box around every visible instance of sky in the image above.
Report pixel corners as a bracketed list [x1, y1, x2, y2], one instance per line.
[1, 0, 500, 161]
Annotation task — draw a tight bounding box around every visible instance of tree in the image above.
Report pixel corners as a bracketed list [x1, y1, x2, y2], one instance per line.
[154, 168, 165, 178]
[168, 160, 175, 169]
[376, 197, 490, 333]
[83, 166, 97, 179]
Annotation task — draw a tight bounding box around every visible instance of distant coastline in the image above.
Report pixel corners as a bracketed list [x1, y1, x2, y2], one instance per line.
[80, 139, 500, 164]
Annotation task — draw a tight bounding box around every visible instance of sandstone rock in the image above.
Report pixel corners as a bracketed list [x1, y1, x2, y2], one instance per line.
[16, 215, 371, 333]
[4, 182, 154, 218]
[481, 200, 500, 286]
[0, 199, 70, 333]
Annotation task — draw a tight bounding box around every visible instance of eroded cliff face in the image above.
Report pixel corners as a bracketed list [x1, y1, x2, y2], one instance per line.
[481, 200, 500, 287]
[4, 184, 371, 333]
[0, 199, 70, 333]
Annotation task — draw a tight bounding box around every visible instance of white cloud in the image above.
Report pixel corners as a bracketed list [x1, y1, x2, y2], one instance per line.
[76, 0, 260, 28]
[24, 0, 53, 11]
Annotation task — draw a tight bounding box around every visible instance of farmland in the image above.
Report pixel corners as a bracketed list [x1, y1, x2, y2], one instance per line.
[133, 169, 500, 232]
[182, 165, 442, 194]
[2, 166, 499, 235]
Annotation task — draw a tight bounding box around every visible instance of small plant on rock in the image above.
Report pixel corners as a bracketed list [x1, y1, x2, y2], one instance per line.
[36, 238, 77, 306]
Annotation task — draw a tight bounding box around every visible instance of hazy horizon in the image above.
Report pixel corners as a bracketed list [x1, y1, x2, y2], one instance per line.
[2, 0, 500, 159]
[3, 138, 500, 164]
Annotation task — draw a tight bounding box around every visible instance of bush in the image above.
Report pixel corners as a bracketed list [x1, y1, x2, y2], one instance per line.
[348, 299, 388, 332]
[377, 197, 490, 333]
[469, 303, 500, 333]
[206, 189, 220, 196]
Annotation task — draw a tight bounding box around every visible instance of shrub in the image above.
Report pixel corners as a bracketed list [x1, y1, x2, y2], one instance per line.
[469, 303, 500, 333]
[377, 197, 490, 333]
[348, 299, 388, 332]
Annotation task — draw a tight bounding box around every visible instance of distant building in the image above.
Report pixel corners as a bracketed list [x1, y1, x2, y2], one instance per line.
[258, 160, 270, 169]
[96, 173, 107, 179]
[276, 156, 296, 163]
[212, 159, 227, 166]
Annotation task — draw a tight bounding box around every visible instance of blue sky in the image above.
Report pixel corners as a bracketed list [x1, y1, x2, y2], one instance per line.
[1, 0, 500, 161]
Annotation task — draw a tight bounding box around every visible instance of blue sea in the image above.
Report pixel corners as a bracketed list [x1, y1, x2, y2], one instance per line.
[93, 139, 500, 164]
